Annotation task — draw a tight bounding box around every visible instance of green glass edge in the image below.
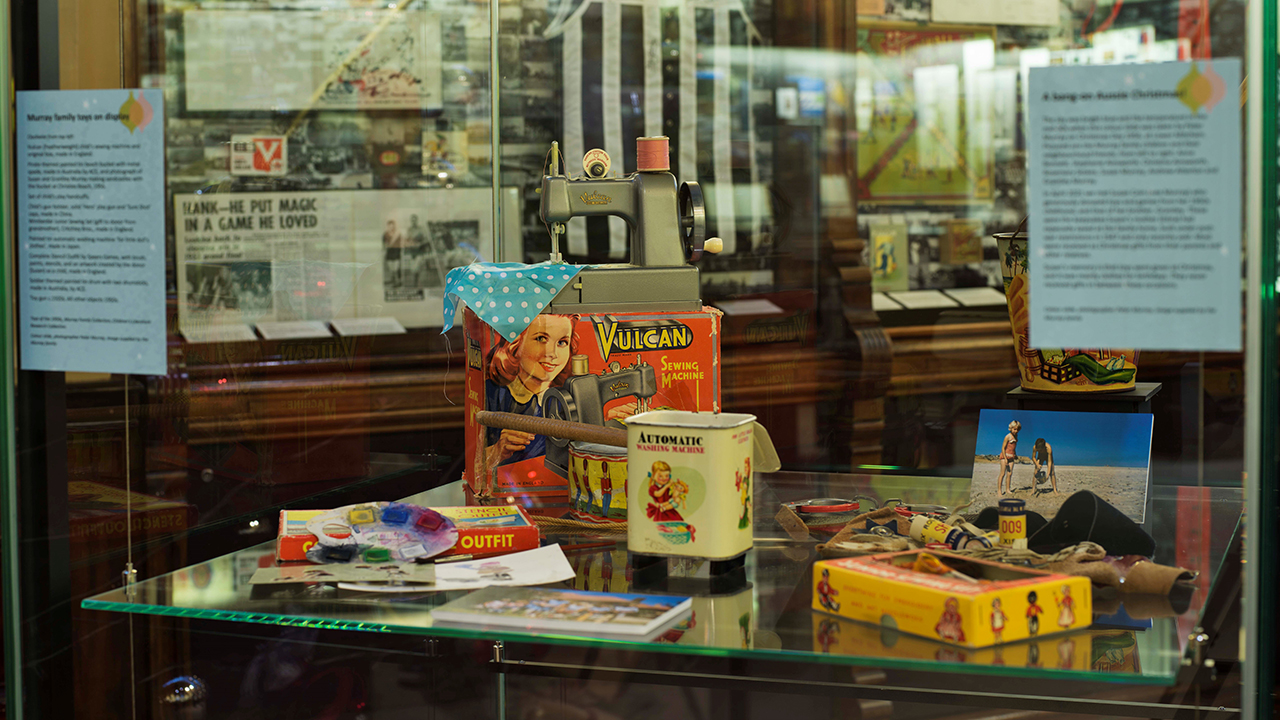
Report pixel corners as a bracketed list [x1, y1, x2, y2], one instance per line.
[79, 597, 1176, 686]
[1255, 0, 1278, 712]
[0, 0, 21, 713]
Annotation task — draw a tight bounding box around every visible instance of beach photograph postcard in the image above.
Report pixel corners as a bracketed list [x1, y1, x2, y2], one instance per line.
[970, 408, 1154, 522]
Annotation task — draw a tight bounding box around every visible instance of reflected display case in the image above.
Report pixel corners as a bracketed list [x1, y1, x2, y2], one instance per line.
[0, 0, 1276, 717]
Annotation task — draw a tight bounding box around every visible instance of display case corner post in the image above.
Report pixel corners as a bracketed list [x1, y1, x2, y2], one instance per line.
[0, 1, 17, 715]
[6, 0, 78, 716]
[1244, 0, 1279, 715]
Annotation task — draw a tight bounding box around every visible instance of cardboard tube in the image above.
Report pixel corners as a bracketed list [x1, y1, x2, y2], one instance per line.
[475, 411, 627, 448]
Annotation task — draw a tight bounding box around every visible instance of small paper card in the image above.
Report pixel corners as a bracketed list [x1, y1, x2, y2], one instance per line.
[182, 324, 258, 344]
[943, 287, 1007, 307]
[330, 316, 408, 336]
[256, 320, 333, 340]
[886, 290, 959, 310]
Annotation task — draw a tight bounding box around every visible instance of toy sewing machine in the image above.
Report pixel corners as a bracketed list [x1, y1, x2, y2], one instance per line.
[540, 136, 722, 313]
[459, 137, 725, 511]
[541, 353, 658, 477]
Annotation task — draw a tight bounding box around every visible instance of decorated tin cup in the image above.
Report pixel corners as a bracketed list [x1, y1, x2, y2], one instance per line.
[626, 410, 756, 560]
[994, 225, 1138, 393]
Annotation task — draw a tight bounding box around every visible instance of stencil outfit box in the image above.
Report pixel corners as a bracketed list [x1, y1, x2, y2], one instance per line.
[276, 505, 539, 562]
[460, 303, 721, 513]
[813, 550, 1091, 648]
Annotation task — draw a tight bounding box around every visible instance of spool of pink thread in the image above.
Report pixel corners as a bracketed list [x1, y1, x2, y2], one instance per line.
[636, 136, 670, 172]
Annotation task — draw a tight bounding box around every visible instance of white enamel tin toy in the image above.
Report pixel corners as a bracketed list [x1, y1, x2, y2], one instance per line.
[626, 410, 757, 561]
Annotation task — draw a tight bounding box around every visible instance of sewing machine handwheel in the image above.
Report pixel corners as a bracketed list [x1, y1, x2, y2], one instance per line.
[541, 388, 576, 449]
[678, 182, 707, 261]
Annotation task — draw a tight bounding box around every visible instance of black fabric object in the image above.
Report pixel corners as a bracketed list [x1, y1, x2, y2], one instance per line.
[1044, 491, 1155, 557]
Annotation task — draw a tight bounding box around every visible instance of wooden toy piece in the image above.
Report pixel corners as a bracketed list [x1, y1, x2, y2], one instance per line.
[348, 506, 377, 525]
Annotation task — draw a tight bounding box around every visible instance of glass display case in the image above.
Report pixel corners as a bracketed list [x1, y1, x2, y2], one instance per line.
[0, 0, 1274, 717]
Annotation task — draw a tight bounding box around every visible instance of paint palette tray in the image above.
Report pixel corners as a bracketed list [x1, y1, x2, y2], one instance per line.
[304, 502, 458, 564]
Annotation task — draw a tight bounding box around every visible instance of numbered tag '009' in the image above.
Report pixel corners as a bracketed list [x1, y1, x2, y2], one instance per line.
[998, 517, 1025, 543]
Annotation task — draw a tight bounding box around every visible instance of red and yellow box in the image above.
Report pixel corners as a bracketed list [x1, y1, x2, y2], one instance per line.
[276, 505, 539, 562]
[462, 307, 721, 509]
[813, 550, 1091, 648]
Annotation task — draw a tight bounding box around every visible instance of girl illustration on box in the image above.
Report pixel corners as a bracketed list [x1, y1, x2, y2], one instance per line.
[485, 314, 635, 469]
[990, 597, 1008, 643]
[935, 597, 965, 643]
[484, 314, 578, 468]
[645, 461, 688, 522]
[1055, 585, 1076, 628]
[997, 420, 1021, 496]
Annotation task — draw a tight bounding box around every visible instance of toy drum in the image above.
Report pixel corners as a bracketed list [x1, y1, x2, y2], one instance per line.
[626, 410, 756, 560]
[569, 441, 628, 523]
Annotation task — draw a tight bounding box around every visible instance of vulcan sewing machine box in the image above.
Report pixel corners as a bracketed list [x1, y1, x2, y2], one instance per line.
[461, 306, 722, 514]
[458, 138, 725, 515]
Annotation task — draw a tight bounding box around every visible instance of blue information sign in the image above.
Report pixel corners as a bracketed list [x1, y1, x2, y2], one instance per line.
[17, 89, 167, 375]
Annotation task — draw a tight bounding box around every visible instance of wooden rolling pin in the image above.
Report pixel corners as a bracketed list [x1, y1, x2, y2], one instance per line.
[474, 410, 627, 448]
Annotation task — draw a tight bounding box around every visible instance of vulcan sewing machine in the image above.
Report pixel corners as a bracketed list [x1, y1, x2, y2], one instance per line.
[531, 136, 720, 476]
[540, 137, 722, 313]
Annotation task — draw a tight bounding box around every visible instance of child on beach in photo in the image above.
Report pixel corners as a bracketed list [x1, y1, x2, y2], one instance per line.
[997, 421, 1021, 496]
[1032, 438, 1060, 495]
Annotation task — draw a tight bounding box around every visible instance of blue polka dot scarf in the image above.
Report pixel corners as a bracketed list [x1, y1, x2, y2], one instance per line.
[441, 262, 593, 340]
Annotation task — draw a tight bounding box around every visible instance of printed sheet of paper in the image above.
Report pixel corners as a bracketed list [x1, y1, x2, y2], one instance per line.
[932, 0, 1058, 26]
[943, 286, 1007, 307]
[183, 9, 442, 112]
[1027, 61, 1241, 351]
[338, 544, 574, 593]
[174, 188, 490, 335]
[17, 90, 167, 375]
[251, 563, 438, 585]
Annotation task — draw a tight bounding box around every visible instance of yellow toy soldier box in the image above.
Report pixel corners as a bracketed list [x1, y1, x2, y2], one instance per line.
[813, 550, 1091, 648]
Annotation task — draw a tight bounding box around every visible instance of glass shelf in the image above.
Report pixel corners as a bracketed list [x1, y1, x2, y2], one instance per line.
[68, 451, 445, 573]
[82, 472, 1241, 686]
